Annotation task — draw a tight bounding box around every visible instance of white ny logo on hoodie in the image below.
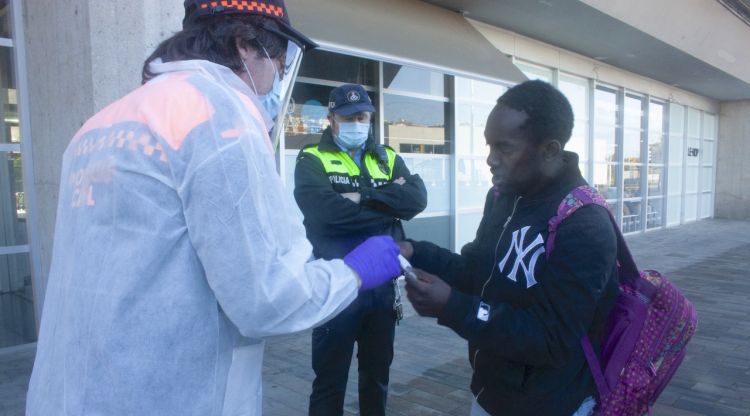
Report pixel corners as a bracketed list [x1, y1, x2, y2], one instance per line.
[498, 226, 545, 288]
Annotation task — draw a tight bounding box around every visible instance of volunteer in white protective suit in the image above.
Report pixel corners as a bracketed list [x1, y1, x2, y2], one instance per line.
[25, 1, 402, 415]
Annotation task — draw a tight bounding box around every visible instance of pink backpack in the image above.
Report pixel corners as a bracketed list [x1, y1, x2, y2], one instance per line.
[546, 186, 698, 416]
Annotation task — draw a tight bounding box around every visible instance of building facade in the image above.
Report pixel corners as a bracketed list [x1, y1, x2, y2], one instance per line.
[1, 0, 749, 351]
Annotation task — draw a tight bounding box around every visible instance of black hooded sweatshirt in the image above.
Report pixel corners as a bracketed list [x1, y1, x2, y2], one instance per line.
[410, 152, 619, 416]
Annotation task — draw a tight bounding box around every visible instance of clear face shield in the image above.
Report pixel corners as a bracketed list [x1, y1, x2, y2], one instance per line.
[269, 40, 304, 151]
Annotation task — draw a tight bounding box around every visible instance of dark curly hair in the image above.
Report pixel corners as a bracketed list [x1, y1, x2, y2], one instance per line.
[141, 14, 286, 83]
[497, 80, 574, 147]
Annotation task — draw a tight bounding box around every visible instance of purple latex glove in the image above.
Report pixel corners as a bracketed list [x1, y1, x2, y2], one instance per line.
[344, 235, 401, 291]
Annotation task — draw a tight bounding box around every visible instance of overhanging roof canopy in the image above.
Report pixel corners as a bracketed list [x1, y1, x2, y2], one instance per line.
[285, 0, 527, 85]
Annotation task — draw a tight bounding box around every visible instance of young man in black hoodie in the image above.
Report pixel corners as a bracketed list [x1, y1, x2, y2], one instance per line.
[401, 80, 619, 416]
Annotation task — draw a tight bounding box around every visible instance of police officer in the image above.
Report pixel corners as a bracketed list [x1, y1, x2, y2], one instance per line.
[294, 84, 428, 416]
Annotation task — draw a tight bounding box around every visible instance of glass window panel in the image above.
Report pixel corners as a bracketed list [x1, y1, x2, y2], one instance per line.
[647, 133, 664, 165]
[669, 103, 685, 135]
[702, 167, 714, 192]
[0, 2, 11, 39]
[2, 46, 20, 144]
[403, 216, 450, 249]
[686, 138, 700, 166]
[702, 140, 714, 166]
[648, 166, 664, 197]
[684, 193, 698, 221]
[703, 114, 716, 140]
[622, 200, 642, 233]
[472, 80, 507, 103]
[687, 108, 701, 138]
[567, 122, 587, 161]
[668, 165, 683, 196]
[559, 75, 589, 121]
[284, 83, 379, 150]
[647, 198, 664, 229]
[298, 50, 377, 86]
[700, 193, 713, 218]
[401, 155, 450, 213]
[624, 96, 642, 130]
[686, 166, 699, 193]
[668, 134, 683, 166]
[516, 62, 552, 82]
[623, 164, 642, 198]
[456, 211, 483, 252]
[383, 63, 446, 97]
[594, 163, 618, 200]
[457, 157, 491, 210]
[0, 253, 36, 348]
[649, 102, 664, 132]
[607, 201, 617, 217]
[623, 128, 642, 163]
[0, 151, 28, 246]
[595, 88, 617, 126]
[594, 124, 617, 163]
[384, 94, 448, 154]
[667, 195, 682, 226]
[455, 77, 472, 100]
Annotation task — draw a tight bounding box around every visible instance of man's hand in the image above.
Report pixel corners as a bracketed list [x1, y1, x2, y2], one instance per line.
[405, 268, 451, 318]
[397, 241, 413, 260]
[341, 192, 361, 204]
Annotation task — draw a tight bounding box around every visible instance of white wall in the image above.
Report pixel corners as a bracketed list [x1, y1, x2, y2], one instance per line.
[717, 101, 750, 220]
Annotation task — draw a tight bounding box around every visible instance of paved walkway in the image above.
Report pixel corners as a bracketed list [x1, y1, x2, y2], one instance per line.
[2, 219, 749, 415]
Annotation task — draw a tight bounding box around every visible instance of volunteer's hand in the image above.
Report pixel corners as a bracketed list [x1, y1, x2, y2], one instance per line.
[341, 192, 361, 204]
[405, 268, 451, 318]
[344, 235, 401, 291]
[397, 241, 414, 260]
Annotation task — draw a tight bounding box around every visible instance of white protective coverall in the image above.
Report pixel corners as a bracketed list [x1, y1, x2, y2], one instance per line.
[26, 59, 359, 416]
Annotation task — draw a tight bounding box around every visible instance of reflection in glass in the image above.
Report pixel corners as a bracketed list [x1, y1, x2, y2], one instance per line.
[384, 94, 448, 154]
[594, 163, 618, 200]
[0, 253, 36, 348]
[1, 46, 20, 144]
[284, 83, 378, 150]
[593, 125, 617, 163]
[298, 50, 377, 86]
[0, 152, 27, 245]
[457, 157, 491, 210]
[595, 88, 617, 126]
[622, 200, 642, 233]
[648, 102, 665, 165]
[647, 198, 664, 229]
[623, 164, 642, 198]
[516, 62, 552, 82]
[0, 1, 10, 39]
[560, 75, 589, 161]
[383, 63, 446, 97]
[401, 155, 449, 213]
[623, 96, 642, 130]
[623, 128, 641, 163]
[648, 166, 664, 196]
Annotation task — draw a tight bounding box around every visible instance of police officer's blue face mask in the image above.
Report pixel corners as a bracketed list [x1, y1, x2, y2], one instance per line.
[335, 121, 370, 150]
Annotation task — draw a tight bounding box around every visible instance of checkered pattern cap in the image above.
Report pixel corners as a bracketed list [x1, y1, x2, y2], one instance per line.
[183, 0, 317, 50]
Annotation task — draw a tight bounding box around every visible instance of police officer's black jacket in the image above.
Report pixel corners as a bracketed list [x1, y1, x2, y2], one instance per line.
[410, 152, 619, 416]
[294, 127, 427, 260]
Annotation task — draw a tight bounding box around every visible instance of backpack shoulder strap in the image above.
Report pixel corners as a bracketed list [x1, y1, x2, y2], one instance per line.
[546, 186, 608, 257]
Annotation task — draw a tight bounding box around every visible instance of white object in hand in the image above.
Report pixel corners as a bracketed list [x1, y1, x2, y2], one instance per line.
[398, 254, 419, 282]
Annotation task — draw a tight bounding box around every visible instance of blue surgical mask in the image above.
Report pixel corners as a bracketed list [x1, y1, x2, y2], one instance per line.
[335, 122, 370, 149]
[242, 45, 282, 122]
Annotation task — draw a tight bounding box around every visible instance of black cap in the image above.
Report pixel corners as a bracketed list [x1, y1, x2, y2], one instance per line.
[328, 84, 376, 116]
[183, 0, 318, 51]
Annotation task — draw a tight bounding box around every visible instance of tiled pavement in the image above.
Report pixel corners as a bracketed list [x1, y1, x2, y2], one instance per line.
[2, 219, 749, 415]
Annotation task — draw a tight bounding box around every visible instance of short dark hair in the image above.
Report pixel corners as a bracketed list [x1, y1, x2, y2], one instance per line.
[141, 14, 286, 83]
[497, 80, 574, 146]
